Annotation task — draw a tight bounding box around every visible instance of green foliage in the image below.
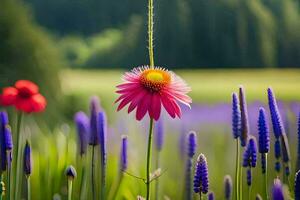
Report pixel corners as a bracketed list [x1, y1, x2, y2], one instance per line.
[26, 0, 300, 67]
[0, 0, 65, 124]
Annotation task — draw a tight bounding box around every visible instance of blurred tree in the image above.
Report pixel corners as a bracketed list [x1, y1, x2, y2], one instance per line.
[0, 0, 64, 124]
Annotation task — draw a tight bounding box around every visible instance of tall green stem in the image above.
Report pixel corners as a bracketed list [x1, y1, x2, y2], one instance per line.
[68, 179, 73, 200]
[91, 146, 95, 200]
[154, 152, 160, 200]
[248, 184, 251, 200]
[146, 118, 154, 200]
[235, 139, 240, 200]
[0, 174, 3, 200]
[80, 156, 87, 200]
[15, 112, 23, 200]
[26, 176, 31, 200]
[263, 153, 269, 200]
[148, 0, 154, 67]
[7, 152, 11, 200]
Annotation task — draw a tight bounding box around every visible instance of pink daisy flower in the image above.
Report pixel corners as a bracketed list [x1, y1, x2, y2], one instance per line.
[115, 66, 192, 121]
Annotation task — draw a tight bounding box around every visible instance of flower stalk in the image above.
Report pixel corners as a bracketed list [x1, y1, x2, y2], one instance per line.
[146, 118, 154, 200]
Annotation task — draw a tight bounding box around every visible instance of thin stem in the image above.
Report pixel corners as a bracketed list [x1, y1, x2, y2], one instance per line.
[235, 139, 240, 200]
[248, 184, 252, 200]
[15, 112, 23, 200]
[239, 147, 243, 200]
[68, 179, 73, 200]
[7, 152, 11, 200]
[199, 192, 202, 200]
[148, 0, 154, 67]
[0, 174, 3, 200]
[91, 146, 95, 200]
[124, 171, 146, 182]
[80, 156, 87, 200]
[26, 176, 31, 200]
[146, 118, 154, 200]
[154, 152, 160, 200]
[263, 153, 269, 200]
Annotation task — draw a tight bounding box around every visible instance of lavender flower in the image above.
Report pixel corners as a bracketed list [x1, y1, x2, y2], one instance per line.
[224, 175, 232, 200]
[23, 141, 32, 176]
[98, 111, 107, 167]
[0, 111, 12, 172]
[208, 192, 215, 200]
[232, 93, 241, 139]
[246, 168, 252, 186]
[185, 131, 197, 200]
[243, 137, 257, 168]
[120, 135, 128, 172]
[66, 165, 77, 180]
[272, 179, 284, 200]
[258, 108, 270, 153]
[187, 131, 197, 158]
[193, 154, 209, 194]
[74, 111, 89, 156]
[295, 170, 300, 200]
[239, 86, 249, 147]
[267, 88, 285, 139]
[280, 133, 290, 163]
[89, 96, 100, 146]
[274, 140, 281, 160]
[154, 119, 164, 152]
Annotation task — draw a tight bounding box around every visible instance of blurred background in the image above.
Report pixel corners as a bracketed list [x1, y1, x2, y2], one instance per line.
[1, 0, 300, 199]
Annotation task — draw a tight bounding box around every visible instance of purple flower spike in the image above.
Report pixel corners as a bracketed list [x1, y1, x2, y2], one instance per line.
[224, 175, 232, 200]
[295, 170, 300, 200]
[272, 178, 284, 200]
[0, 111, 12, 172]
[23, 141, 32, 176]
[243, 137, 257, 168]
[280, 133, 290, 163]
[74, 111, 89, 156]
[246, 168, 252, 186]
[267, 88, 285, 138]
[154, 119, 164, 152]
[193, 154, 209, 194]
[120, 135, 128, 172]
[4, 125, 13, 151]
[232, 93, 241, 139]
[274, 140, 281, 159]
[258, 108, 270, 153]
[208, 192, 215, 200]
[187, 131, 197, 158]
[98, 111, 107, 165]
[89, 96, 100, 146]
[239, 86, 249, 147]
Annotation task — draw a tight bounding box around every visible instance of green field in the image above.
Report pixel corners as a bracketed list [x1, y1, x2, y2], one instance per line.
[61, 69, 300, 103]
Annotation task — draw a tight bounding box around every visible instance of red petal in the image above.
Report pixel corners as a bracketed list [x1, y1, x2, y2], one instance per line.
[15, 80, 39, 96]
[136, 93, 151, 121]
[149, 94, 161, 121]
[0, 87, 18, 106]
[15, 94, 46, 113]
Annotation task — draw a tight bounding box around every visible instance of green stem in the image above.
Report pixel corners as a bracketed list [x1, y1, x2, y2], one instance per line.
[80, 156, 87, 200]
[7, 152, 11, 200]
[235, 139, 240, 200]
[239, 147, 243, 200]
[148, 0, 154, 67]
[15, 112, 23, 200]
[68, 179, 73, 200]
[199, 192, 202, 200]
[248, 184, 251, 200]
[91, 146, 95, 200]
[146, 118, 154, 200]
[0, 174, 3, 200]
[263, 153, 269, 200]
[26, 176, 31, 200]
[155, 152, 160, 200]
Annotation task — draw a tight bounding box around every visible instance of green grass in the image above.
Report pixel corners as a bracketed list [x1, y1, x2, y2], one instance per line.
[61, 68, 300, 103]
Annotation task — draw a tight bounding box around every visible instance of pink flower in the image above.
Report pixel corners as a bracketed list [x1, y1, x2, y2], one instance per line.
[115, 66, 192, 121]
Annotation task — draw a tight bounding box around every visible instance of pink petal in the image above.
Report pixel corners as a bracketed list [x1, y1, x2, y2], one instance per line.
[149, 94, 161, 120]
[161, 95, 176, 118]
[171, 100, 181, 118]
[117, 91, 140, 111]
[136, 93, 151, 121]
[127, 89, 147, 113]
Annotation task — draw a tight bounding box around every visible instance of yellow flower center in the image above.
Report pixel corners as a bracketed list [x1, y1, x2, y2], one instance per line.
[140, 69, 171, 92]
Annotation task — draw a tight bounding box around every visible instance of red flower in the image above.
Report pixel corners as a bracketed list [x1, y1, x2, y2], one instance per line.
[0, 80, 47, 113]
